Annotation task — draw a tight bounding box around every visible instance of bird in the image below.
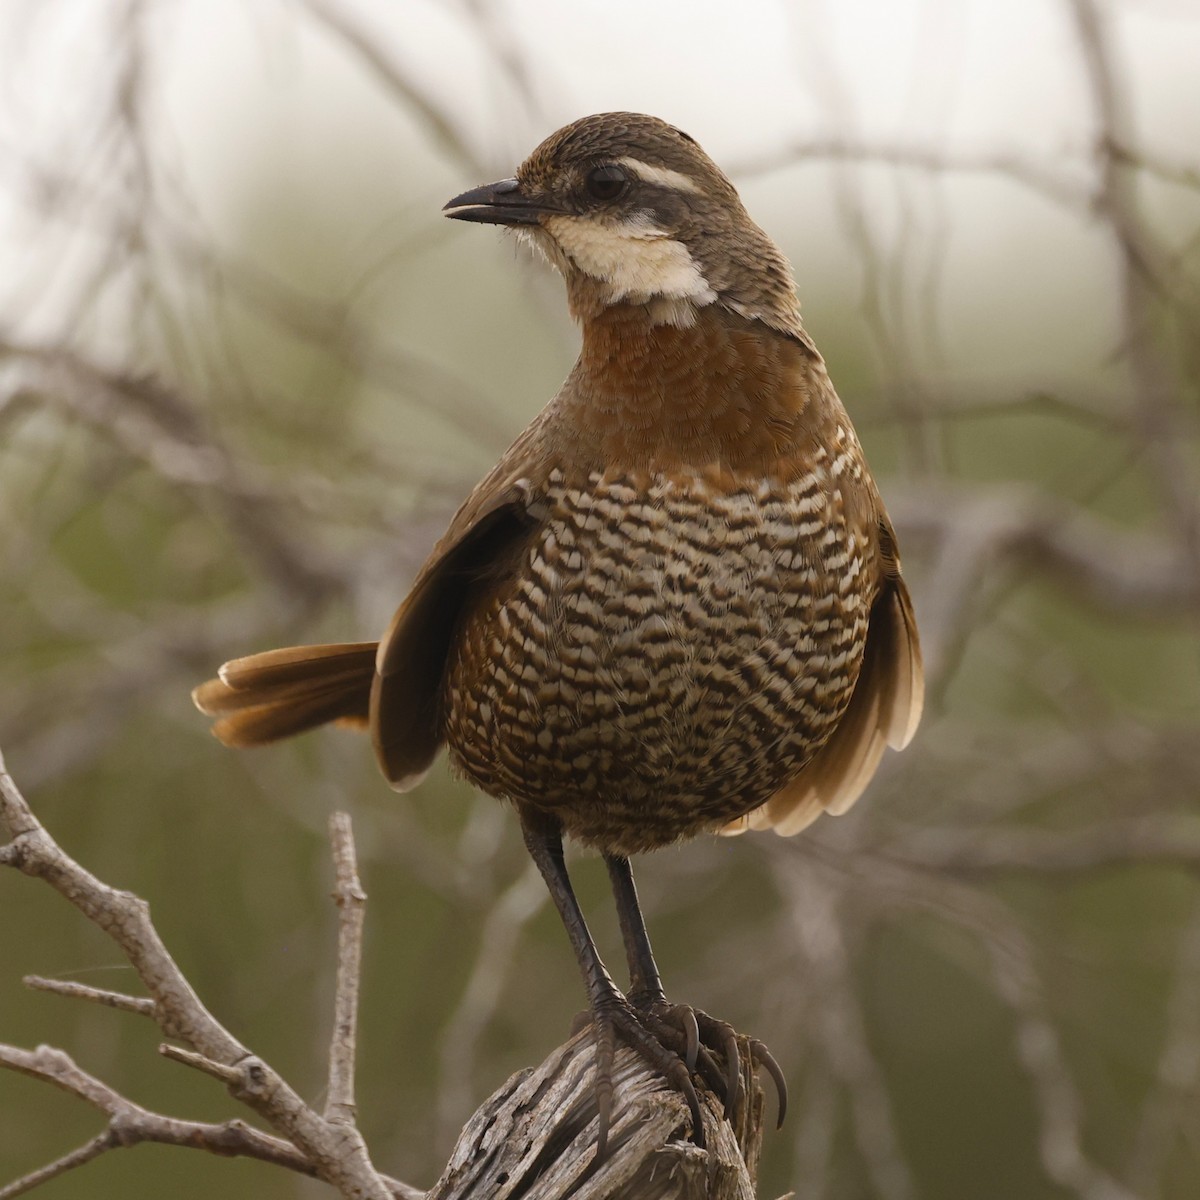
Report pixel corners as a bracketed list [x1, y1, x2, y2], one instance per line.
[193, 111, 923, 1156]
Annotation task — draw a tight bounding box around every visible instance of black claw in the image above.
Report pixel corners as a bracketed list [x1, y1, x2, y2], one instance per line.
[580, 990, 785, 1155]
[681, 1007, 700, 1072]
[645, 1009, 719, 1100]
[595, 1087, 612, 1164]
[689, 1010, 742, 1119]
[593, 1017, 616, 1163]
[720, 1026, 742, 1119]
[691, 1041, 724, 1104]
[586, 1000, 709, 1152]
[672, 1061, 706, 1149]
[750, 1038, 788, 1128]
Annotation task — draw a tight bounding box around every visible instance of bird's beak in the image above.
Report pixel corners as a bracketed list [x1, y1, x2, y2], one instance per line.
[443, 178, 552, 226]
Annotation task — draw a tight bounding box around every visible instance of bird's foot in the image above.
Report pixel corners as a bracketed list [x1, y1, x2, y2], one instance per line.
[579, 991, 788, 1164]
[627, 992, 788, 1131]
[585, 990, 707, 1162]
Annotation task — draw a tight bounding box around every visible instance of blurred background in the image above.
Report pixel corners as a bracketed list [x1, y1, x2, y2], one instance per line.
[1, 0, 1199, 1197]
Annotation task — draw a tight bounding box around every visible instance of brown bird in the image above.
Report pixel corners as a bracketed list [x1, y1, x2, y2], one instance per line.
[193, 112, 923, 1154]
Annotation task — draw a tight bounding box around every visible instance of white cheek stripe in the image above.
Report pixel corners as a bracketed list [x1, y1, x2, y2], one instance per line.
[542, 214, 717, 312]
[616, 157, 702, 194]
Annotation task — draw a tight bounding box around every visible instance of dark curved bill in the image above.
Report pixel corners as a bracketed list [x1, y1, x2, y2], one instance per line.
[443, 178, 552, 226]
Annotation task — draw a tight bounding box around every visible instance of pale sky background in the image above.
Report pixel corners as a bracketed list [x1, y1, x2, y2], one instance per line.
[1, 0, 1199, 532]
[3, 0, 1199, 377]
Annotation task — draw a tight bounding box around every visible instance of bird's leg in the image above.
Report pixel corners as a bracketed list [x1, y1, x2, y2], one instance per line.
[604, 853, 730, 1103]
[603, 853, 666, 1008]
[519, 812, 705, 1158]
[604, 852, 789, 1129]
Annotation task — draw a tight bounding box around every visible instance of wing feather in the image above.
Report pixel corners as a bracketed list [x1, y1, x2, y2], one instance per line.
[720, 574, 923, 837]
[370, 491, 534, 791]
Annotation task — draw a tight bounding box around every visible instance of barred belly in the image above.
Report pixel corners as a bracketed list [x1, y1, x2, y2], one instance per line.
[443, 467, 874, 853]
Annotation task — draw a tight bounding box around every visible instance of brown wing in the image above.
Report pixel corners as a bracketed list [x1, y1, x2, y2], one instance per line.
[370, 485, 538, 792]
[722, 519, 923, 837]
[196, 413, 548, 770]
[193, 501, 536, 768]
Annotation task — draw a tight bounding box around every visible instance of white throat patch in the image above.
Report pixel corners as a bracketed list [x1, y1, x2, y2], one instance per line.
[537, 213, 717, 327]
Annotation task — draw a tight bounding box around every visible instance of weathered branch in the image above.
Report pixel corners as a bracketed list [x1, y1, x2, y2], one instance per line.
[0, 748, 407, 1199]
[0, 1043, 320, 1198]
[327, 811, 368, 1126]
[22, 975, 156, 1018]
[1, 750, 769, 1198]
[427, 1034, 763, 1200]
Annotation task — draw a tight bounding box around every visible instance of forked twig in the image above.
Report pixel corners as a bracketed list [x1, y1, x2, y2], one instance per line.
[0, 747, 412, 1199]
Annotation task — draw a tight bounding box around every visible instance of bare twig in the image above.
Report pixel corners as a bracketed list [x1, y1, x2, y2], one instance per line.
[1067, 0, 1200, 575]
[878, 816, 1200, 876]
[0, 1043, 320, 1197]
[778, 870, 915, 1200]
[0, 1130, 117, 1200]
[157, 1043, 246, 1086]
[732, 137, 1092, 212]
[435, 861, 547, 1141]
[23, 974, 155, 1018]
[0, 748, 405, 1199]
[298, 0, 486, 175]
[890, 485, 1200, 620]
[327, 811, 368, 1126]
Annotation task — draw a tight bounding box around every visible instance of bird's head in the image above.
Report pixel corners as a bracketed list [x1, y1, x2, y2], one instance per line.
[444, 112, 804, 337]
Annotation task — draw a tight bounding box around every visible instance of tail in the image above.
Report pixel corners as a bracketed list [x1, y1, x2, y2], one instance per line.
[192, 643, 378, 747]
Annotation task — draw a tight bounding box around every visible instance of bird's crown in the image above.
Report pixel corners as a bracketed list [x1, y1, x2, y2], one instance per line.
[445, 112, 805, 340]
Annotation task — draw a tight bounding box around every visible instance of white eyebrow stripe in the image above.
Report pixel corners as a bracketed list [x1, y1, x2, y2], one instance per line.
[615, 157, 702, 194]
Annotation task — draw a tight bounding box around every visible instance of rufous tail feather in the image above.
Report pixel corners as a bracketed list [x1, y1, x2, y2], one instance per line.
[192, 643, 377, 747]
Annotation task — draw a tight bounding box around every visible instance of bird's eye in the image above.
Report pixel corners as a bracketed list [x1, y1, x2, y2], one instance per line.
[584, 165, 628, 202]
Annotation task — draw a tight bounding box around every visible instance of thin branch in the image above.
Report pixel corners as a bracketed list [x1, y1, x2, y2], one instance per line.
[0, 752, 244, 1054]
[0, 1043, 320, 1193]
[23, 975, 155, 1018]
[158, 1043, 245, 1086]
[326, 811, 368, 1126]
[0, 1130, 117, 1200]
[889, 485, 1200, 619]
[1067, 0, 1200, 575]
[299, 0, 485, 175]
[878, 816, 1200, 877]
[777, 870, 915, 1200]
[732, 137, 1092, 212]
[0, 749, 405, 1199]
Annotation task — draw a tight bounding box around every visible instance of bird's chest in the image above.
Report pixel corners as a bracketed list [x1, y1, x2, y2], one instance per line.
[443, 468, 875, 851]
